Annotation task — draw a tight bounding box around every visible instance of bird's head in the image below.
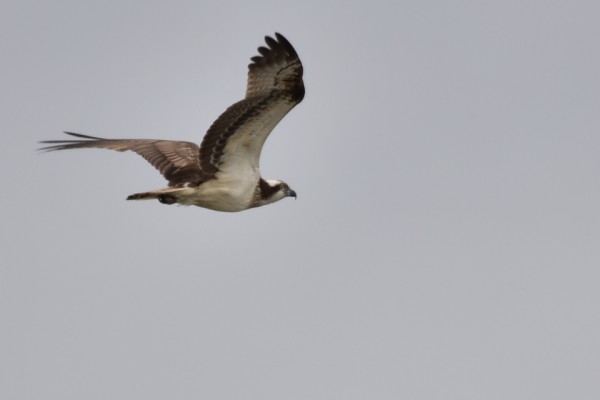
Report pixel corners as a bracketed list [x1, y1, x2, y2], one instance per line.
[251, 178, 296, 208]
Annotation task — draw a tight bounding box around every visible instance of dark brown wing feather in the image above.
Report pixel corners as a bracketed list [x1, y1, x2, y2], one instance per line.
[198, 33, 304, 179]
[246, 33, 304, 100]
[39, 132, 203, 186]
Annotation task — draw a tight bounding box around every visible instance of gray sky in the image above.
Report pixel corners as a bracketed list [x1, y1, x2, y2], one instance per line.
[2, 1, 600, 399]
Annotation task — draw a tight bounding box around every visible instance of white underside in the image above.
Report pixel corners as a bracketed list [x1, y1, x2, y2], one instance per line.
[176, 182, 255, 212]
[168, 166, 260, 212]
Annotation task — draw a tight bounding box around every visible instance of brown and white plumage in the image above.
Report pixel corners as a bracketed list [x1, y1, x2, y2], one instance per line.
[40, 33, 304, 212]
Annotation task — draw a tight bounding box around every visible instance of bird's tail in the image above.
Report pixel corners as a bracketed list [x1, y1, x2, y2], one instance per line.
[127, 187, 185, 205]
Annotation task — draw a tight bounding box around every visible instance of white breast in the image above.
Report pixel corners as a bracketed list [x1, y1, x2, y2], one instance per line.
[175, 167, 259, 212]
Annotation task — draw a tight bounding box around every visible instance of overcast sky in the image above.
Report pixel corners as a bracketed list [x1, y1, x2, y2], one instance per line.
[1, 1, 600, 399]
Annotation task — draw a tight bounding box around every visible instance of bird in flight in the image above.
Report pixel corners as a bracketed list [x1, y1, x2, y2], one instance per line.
[40, 33, 304, 212]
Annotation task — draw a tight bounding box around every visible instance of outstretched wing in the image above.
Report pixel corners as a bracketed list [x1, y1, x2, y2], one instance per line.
[198, 33, 304, 180]
[39, 34, 304, 186]
[39, 132, 203, 187]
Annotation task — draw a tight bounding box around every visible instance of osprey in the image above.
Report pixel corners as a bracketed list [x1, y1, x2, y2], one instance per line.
[40, 33, 304, 212]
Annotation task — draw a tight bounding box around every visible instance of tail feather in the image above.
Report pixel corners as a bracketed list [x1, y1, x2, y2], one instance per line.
[126, 192, 159, 201]
[127, 187, 185, 205]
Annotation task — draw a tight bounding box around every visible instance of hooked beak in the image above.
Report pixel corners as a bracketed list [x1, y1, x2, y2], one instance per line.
[286, 189, 297, 199]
